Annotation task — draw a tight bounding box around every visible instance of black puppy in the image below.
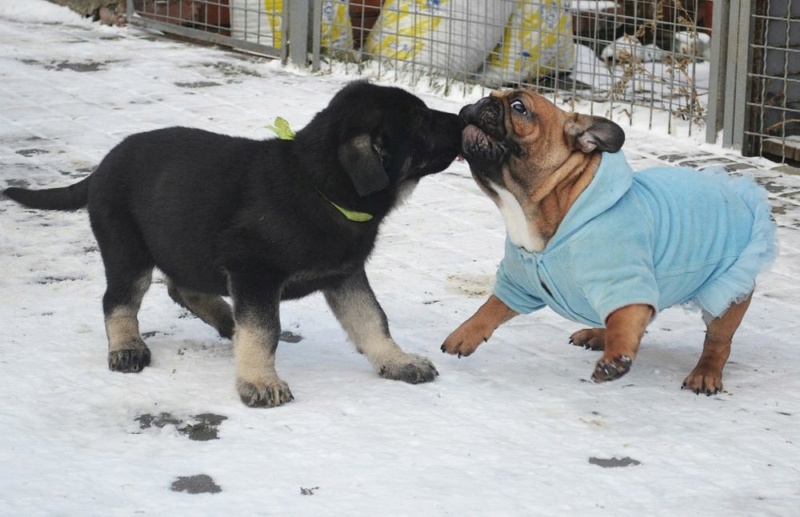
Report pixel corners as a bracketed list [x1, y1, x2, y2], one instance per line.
[3, 82, 463, 408]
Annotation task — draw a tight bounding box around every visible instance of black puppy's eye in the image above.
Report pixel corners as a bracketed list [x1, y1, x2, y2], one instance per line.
[510, 100, 527, 115]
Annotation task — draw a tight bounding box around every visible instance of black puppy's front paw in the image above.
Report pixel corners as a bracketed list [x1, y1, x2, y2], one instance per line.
[237, 378, 294, 408]
[108, 345, 151, 373]
[592, 355, 633, 383]
[378, 354, 439, 384]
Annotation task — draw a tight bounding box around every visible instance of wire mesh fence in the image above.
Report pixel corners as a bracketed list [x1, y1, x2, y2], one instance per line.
[124, 1, 799, 164]
[746, 0, 800, 163]
[320, 1, 710, 133]
[127, 0, 286, 58]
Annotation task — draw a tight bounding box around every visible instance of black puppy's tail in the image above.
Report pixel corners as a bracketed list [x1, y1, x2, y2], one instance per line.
[3, 176, 91, 211]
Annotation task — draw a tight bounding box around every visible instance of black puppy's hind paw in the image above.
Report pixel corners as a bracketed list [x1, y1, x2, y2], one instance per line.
[378, 354, 439, 384]
[592, 355, 633, 383]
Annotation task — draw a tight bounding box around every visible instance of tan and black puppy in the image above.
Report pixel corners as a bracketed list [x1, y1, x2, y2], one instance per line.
[4, 82, 464, 408]
[442, 89, 776, 394]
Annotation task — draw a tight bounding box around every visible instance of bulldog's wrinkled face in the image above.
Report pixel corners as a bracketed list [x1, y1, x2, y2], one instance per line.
[459, 90, 625, 252]
[459, 90, 625, 198]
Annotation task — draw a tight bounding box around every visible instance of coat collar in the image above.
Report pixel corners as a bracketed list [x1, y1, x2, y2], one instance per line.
[508, 151, 634, 258]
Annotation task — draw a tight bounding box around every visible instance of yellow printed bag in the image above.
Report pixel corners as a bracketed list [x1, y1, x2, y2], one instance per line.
[320, 0, 354, 55]
[364, 0, 514, 73]
[263, 0, 283, 48]
[482, 0, 574, 87]
[230, 0, 282, 48]
[232, 1, 352, 54]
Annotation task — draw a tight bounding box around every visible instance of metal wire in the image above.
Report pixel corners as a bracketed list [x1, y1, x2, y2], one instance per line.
[124, 0, 799, 163]
[746, 0, 800, 162]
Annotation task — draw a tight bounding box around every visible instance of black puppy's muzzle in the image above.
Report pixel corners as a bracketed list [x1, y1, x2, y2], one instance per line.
[419, 109, 466, 174]
[433, 109, 466, 145]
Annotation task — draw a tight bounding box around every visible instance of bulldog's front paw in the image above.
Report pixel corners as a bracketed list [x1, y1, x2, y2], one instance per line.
[441, 324, 488, 358]
[236, 378, 294, 408]
[569, 328, 606, 351]
[378, 354, 438, 384]
[592, 355, 633, 382]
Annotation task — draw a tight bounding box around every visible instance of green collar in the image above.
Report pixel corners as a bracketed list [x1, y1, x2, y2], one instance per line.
[266, 117, 374, 223]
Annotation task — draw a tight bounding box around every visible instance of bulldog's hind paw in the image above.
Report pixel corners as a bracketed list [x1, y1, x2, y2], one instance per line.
[682, 369, 723, 396]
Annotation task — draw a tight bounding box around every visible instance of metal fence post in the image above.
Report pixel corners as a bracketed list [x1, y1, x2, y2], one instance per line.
[288, 0, 310, 67]
[705, 0, 729, 144]
[310, 0, 321, 72]
[722, 0, 753, 150]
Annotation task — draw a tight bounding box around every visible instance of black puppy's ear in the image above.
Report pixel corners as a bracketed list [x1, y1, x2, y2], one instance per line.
[566, 114, 626, 154]
[338, 133, 390, 197]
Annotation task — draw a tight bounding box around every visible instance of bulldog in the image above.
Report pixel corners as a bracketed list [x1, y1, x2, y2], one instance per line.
[441, 89, 776, 394]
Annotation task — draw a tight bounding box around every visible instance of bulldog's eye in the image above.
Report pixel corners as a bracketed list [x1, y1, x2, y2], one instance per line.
[510, 100, 527, 115]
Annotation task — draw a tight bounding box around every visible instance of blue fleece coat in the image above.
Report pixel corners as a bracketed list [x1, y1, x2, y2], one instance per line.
[493, 151, 777, 327]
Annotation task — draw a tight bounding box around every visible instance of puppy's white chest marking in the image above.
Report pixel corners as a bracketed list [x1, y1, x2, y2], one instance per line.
[490, 182, 545, 252]
[395, 179, 419, 206]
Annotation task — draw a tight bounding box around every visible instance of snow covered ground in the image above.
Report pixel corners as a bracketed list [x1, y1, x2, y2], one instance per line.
[1, 1, 799, 515]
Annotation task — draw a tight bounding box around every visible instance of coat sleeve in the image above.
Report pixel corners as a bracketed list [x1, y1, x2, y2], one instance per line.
[493, 253, 546, 315]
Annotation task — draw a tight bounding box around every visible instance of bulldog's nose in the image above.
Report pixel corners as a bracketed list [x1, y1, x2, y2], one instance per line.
[459, 97, 493, 124]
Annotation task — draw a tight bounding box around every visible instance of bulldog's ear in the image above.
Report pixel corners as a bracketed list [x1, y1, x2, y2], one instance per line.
[567, 114, 625, 154]
[338, 133, 389, 197]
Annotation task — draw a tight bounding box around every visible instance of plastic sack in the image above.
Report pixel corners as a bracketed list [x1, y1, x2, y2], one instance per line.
[364, 0, 514, 73]
[230, 0, 283, 48]
[482, 0, 574, 87]
[230, 1, 353, 55]
[320, 0, 354, 55]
